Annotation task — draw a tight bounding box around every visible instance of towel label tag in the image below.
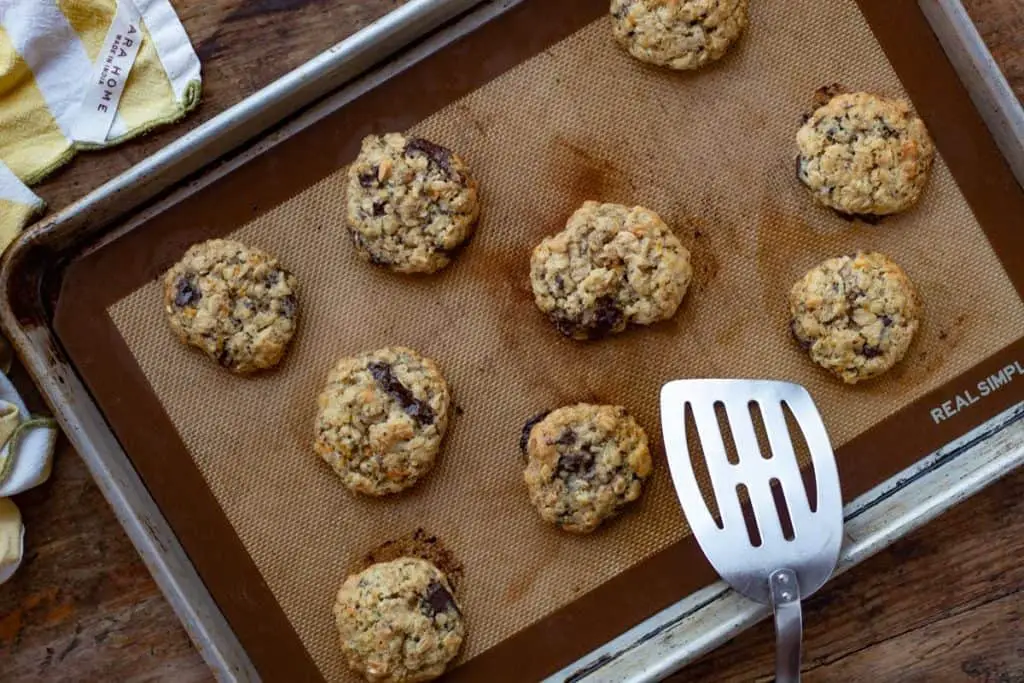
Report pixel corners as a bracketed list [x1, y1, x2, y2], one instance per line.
[71, 0, 143, 144]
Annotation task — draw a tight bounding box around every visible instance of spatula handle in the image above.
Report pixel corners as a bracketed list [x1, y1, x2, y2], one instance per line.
[770, 569, 803, 683]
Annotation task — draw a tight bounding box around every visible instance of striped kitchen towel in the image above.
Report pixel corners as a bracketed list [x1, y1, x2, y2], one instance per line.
[0, 0, 202, 250]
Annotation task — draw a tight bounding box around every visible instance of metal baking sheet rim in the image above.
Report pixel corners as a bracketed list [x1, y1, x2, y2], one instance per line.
[0, 1, 1020, 681]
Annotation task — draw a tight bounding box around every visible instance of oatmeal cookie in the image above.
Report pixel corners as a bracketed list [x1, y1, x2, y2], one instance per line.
[346, 133, 480, 274]
[530, 201, 692, 340]
[796, 92, 935, 216]
[314, 347, 451, 495]
[163, 239, 298, 373]
[610, 0, 749, 70]
[789, 251, 921, 383]
[334, 557, 464, 683]
[522, 404, 652, 533]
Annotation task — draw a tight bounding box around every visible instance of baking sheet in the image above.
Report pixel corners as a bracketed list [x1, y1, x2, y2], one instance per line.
[52, 0, 1024, 680]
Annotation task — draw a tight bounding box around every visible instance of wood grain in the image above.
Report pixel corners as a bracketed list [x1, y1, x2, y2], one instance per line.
[2, 1, 1022, 681]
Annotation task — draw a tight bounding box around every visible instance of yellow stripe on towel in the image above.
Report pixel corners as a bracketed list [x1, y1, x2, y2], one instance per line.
[0, 198, 40, 248]
[0, 26, 74, 185]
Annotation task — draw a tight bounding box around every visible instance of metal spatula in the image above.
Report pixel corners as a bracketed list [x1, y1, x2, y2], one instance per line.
[659, 380, 843, 683]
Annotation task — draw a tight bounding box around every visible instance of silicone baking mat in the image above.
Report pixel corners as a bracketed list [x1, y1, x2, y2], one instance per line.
[53, 0, 1024, 680]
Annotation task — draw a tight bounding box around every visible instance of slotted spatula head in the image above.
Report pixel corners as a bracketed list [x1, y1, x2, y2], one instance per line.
[660, 379, 843, 605]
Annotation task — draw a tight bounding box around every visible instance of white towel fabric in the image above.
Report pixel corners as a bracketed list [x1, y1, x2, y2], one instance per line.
[0, 160, 45, 240]
[0, 371, 58, 498]
[0, 371, 59, 586]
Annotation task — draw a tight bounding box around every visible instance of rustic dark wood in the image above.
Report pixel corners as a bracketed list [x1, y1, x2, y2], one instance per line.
[1, 0, 1022, 681]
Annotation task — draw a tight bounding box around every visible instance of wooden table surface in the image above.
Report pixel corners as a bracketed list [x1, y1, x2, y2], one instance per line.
[2, 0, 1023, 681]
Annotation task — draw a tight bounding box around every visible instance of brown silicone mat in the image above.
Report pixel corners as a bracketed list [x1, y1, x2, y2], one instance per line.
[52, 0, 1024, 681]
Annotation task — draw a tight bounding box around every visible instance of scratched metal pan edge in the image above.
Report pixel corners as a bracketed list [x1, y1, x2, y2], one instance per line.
[0, 0, 1022, 682]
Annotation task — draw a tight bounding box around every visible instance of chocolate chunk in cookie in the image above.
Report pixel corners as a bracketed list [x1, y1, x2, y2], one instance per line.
[173, 275, 201, 307]
[368, 360, 436, 427]
[404, 137, 455, 177]
[519, 410, 552, 458]
[422, 580, 459, 617]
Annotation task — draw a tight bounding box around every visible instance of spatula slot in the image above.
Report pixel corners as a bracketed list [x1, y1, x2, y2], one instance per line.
[736, 483, 762, 548]
[685, 402, 723, 529]
[782, 401, 818, 513]
[714, 401, 740, 465]
[770, 477, 796, 541]
[749, 401, 773, 460]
